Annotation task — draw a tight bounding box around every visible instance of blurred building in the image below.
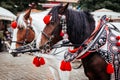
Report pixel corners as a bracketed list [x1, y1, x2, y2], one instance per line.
[40, 0, 79, 9]
[91, 8, 120, 22]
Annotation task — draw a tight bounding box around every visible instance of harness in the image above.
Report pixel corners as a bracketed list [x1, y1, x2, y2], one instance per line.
[58, 15, 120, 80]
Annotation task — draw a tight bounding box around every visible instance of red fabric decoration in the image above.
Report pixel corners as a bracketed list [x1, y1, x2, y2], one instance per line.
[33, 57, 41, 67]
[106, 63, 114, 74]
[116, 36, 120, 40]
[60, 30, 64, 37]
[68, 48, 79, 53]
[11, 21, 17, 29]
[79, 51, 91, 59]
[60, 60, 72, 71]
[116, 42, 120, 46]
[39, 57, 45, 65]
[43, 15, 51, 24]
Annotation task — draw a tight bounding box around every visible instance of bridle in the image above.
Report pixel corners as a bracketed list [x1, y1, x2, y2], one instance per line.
[12, 25, 34, 45]
[39, 14, 70, 53]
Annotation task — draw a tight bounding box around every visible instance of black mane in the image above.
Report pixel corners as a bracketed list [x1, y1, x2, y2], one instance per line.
[49, 5, 95, 46]
[66, 9, 95, 45]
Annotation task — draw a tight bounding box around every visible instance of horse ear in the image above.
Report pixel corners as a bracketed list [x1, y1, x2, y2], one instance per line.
[24, 8, 31, 20]
[24, 2, 36, 20]
[59, 3, 69, 14]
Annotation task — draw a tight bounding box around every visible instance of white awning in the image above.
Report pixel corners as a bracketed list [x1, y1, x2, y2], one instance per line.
[0, 7, 16, 21]
[91, 8, 120, 19]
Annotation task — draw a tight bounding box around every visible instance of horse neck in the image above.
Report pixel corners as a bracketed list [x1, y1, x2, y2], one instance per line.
[31, 11, 48, 39]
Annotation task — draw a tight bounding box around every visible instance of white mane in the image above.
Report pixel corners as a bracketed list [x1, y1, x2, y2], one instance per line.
[17, 13, 27, 28]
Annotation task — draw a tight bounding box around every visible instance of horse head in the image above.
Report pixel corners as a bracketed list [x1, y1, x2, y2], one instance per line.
[39, 3, 69, 53]
[39, 3, 95, 54]
[9, 4, 36, 56]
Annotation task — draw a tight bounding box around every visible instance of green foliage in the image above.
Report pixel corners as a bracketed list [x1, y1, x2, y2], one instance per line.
[0, 0, 119, 14]
[0, 0, 47, 14]
[79, 0, 120, 12]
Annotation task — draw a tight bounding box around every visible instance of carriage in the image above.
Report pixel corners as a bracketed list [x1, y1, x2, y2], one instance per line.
[9, 3, 120, 80]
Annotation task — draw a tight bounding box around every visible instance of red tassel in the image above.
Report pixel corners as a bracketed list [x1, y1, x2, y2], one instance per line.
[65, 62, 72, 71]
[33, 57, 40, 67]
[60, 30, 64, 37]
[116, 42, 120, 46]
[39, 57, 45, 65]
[60, 60, 72, 71]
[106, 63, 114, 74]
[43, 15, 51, 24]
[116, 36, 120, 40]
[11, 21, 17, 29]
[60, 60, 66, 71]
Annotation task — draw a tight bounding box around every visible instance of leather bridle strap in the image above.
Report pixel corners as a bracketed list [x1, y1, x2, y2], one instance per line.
[41, 31, 50, 40]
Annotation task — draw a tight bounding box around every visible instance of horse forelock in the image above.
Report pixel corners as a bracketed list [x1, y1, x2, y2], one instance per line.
[48, 6, 61, 23]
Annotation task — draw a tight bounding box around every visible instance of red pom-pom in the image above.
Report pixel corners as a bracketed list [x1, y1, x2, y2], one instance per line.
[60, 30, 64, 37]
[65, 62, 72, 71]
[39, 57, 45, 65]
[116, 42, 120, 46]
[43, 15, 51, 24]
[60, 60, 72, 71]
[116, 36, 120, 40]
[33, 57, 40, 67]
[11, 21, 17, 29]
[106, 63, 114, 74]
[60, 60, 66, 71]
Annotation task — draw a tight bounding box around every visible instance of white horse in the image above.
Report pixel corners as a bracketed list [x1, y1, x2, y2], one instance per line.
[9, 9, 83, 80]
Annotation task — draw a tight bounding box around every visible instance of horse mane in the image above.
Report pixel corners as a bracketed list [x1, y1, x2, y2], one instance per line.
[66, 10, 95, 45]
[49, 5, 95, 45]
[17, 13, 27, 28]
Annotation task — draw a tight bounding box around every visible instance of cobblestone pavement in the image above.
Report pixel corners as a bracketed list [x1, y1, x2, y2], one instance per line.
[0, 52, 88, 80]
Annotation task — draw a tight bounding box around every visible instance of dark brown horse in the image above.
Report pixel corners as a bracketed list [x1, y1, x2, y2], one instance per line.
[39, 3, 120, 80]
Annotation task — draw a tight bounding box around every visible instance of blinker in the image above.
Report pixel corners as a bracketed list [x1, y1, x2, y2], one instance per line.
[43, 15, 52, 24]
[11, 21, 17, 29]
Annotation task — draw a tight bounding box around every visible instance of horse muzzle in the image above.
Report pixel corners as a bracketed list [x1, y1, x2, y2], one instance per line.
[39, 43, 51, 54]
